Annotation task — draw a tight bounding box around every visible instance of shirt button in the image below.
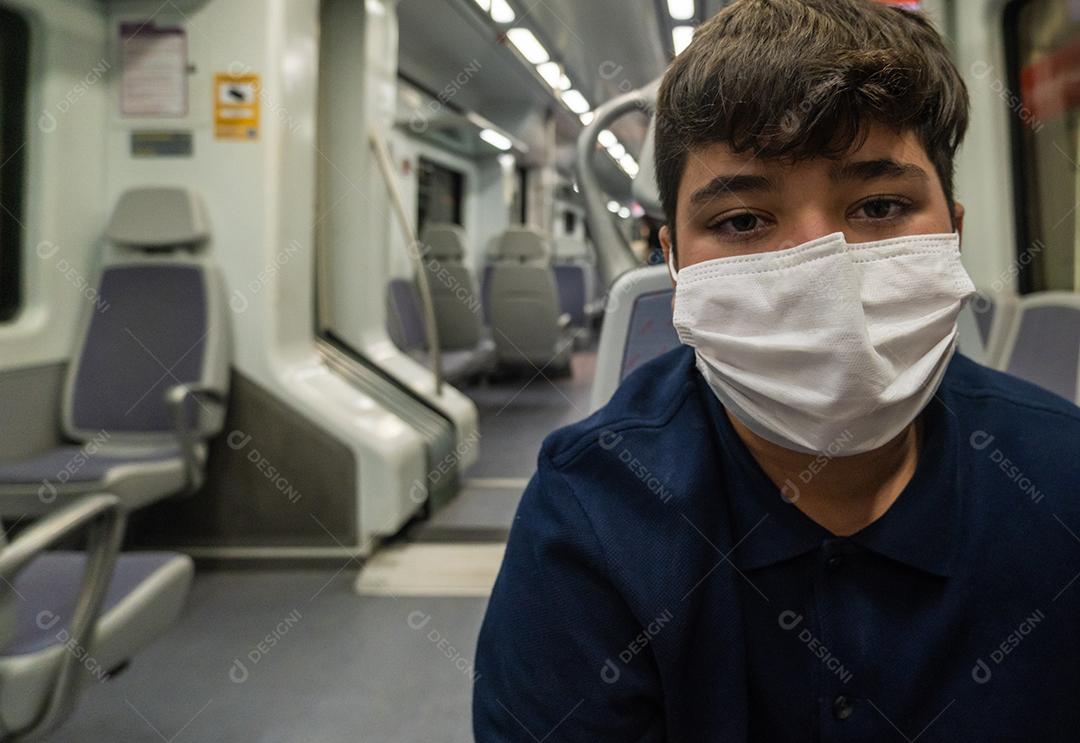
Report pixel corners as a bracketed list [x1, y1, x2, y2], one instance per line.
[833, 695, 855, 720]
[826, 554, 843, 568]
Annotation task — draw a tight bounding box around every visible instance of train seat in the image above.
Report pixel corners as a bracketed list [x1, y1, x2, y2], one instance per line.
[418, 224, 487, 350]
[385, 278, 495, 383]
[552, 236, 603, 328]
[488, 227, 574, 372]
[998, 291, 1080, 403]
[0, 187, 229, 516]
[0, 494, 193, 740]
[957, 288, 1017, 367]
[590, 264, 680, 411]
[553, 264, 589, 327]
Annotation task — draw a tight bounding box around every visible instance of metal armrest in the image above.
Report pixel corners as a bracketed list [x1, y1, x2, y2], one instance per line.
[0, 493, 124, 740]
[165, 383, 227, 494]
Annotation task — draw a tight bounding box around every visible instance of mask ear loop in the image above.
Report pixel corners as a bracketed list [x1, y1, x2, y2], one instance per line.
[667, 248, 678, 281]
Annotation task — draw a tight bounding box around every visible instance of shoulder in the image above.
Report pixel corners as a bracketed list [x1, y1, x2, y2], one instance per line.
[540, 345, 701, 470]
[943, 353, 1080, 429]
[944, 354, 1080, 510]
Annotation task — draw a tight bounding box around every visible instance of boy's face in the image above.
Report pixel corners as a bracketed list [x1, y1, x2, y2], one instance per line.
[660, 123, 963, 271]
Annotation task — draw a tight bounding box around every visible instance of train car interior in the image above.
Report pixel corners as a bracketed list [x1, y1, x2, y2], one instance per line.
[0, 0, 1076, 739]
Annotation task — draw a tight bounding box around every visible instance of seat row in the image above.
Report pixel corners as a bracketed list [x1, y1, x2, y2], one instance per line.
[386, 224, 602, 382]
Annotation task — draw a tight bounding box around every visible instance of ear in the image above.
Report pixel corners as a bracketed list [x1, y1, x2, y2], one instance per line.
[953, 201, 965, 242]
[660, 225, 675, 283]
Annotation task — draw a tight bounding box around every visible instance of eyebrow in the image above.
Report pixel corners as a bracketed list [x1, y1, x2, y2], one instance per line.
[688, 174, 775, 206]
[830, 159, 930, 184]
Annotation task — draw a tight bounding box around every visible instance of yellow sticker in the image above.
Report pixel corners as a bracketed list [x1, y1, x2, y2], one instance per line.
[214, 73, 260, 140]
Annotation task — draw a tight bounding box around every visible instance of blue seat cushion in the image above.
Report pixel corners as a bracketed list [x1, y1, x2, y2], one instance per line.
[620, 289, 681, 381]
[70, 265, 208, 434]
[0, 445, 182, 486]
[554, 264, 587, 327]
[5, 552, 184, 656]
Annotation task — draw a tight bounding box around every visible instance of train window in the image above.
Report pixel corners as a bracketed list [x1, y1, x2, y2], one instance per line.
[563, 209, 577, 235]
[1005, 0, 1080, 292]
[0, 8, 29, 321]
[416, 157, 464, 234]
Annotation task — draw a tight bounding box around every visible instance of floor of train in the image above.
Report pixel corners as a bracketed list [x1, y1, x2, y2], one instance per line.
[49, 348, 597, 743]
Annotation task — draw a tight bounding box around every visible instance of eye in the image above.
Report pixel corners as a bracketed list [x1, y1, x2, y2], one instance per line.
[851, 196, 912, 222]
[709, 211, 772, 238]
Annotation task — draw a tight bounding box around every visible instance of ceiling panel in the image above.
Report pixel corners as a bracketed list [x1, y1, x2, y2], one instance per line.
[516, 0, 669, 106]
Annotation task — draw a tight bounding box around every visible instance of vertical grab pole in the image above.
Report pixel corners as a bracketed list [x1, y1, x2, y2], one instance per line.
[368, 128, 444, 396]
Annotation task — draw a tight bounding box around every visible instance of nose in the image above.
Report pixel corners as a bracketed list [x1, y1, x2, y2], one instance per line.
[776, 210, 847, 250]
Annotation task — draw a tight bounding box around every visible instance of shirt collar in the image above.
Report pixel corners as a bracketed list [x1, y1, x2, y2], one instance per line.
[698, 372, 963, 578]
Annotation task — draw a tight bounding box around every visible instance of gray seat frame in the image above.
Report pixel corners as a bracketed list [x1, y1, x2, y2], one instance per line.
[0, 494, 193, 741]
[590, 265, 674, 411]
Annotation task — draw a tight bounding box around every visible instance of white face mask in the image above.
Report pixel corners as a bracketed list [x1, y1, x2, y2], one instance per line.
[670, 231, 976, 455]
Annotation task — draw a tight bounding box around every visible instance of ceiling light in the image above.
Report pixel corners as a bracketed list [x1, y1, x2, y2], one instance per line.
[490, 0, 516, 23]
[473, 0, 492, 11]
[618, 206, 631, 219]
[597, 129, 617, 148]
[619, 154, 639, 175]
[560, 89, 590, 114]
[579, 111, 595, 125]
[533, 61, 561, 89]
[673, 25, 695, 55]
[607, 143, 626, 159]
[498, 153, 516, 168]
[479, 128, 513, 151]
[506, 28, 549, 64]
[667, 0, 695, 20]
[607, 200, 620, 213]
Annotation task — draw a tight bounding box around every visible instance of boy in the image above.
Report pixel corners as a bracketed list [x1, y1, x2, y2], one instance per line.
[474, 1, 1080, 740]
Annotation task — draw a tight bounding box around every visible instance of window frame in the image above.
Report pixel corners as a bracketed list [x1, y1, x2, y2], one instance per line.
[0, 7, 30, 321]
[1002, 0, 1078, 294]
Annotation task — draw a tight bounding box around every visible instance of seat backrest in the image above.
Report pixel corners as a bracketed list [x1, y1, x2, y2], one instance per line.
[590, 265, 680, 411]
[418, 223, 484, 350]
[420, 223, 467, 261]
[62, 187, 228, 444]
[552, 236, 592, 263]
[958, 288, 1018, 367]
[998, 291, 1080, 403]
[495, 227, 551, 264]
[553, 264, 587, 327]
[957, 299, 989, 365]
[489, 227, 564, 363]
[386, 278, 427, 352]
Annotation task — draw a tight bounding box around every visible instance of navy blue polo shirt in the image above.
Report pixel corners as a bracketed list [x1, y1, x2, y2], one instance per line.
[473, 346, 1080, 742]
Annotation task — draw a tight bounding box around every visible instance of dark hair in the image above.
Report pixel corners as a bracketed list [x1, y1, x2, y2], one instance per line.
[654, 0, 969, 239]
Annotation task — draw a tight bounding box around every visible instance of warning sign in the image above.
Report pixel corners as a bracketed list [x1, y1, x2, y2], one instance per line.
[214, 73, 260, 140]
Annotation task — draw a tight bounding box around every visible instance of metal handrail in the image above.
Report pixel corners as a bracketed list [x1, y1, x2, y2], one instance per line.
[575, 81, 659, 289]
[1, 493, 125, 741]
[368, 128, 444, 395]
